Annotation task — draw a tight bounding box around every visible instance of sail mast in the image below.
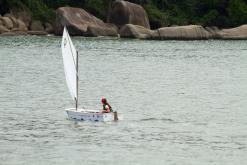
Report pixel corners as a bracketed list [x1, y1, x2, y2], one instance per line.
[76, 51, 78, 110]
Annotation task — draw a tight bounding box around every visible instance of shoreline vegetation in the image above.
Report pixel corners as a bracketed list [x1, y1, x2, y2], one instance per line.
[0, 0, 247, 40]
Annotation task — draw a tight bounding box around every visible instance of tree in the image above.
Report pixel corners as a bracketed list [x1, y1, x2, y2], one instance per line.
[228, 0, 247, 26]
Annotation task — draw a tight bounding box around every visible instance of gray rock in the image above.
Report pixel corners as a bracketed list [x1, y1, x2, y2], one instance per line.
[30, 20, 45, 31]
[0, 16, 13, 29]
[10, 8, 32, 27]
[16, 19, 28, 31]
[85, 24, 118, 37]
[0, 25, 10, 33]
[0, 14, 28, 32]
[156, 25, 210, 40]
[108, 1, 150, 29]
[217, 25, 247, 39]
[4, 13, 18, 28]
[27, 31, 48, 35]
[44, 22, 54, 33]
[119, 24, 157, 39]
[54, 7, 109, 36]
[205, 26, 220, 39]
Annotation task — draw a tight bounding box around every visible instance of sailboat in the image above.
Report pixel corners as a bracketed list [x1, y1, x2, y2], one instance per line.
[61, 27, 118, 122]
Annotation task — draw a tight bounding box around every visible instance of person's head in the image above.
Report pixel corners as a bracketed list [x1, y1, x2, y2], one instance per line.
[101, 98, 107, 104]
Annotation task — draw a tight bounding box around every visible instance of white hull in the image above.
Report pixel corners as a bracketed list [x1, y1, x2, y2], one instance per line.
[66, 108, 118, 122]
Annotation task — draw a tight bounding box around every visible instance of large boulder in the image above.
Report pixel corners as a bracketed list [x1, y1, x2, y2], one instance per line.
[16, 19, 28, 31]
[55, 7, 114, 36]
[30, 20, 45, 31]
[205, 26, 220, 39]
[119, 24, 158, 39]
[0, 14, 27, 32]
[44, 22, 54, 33]
[217, 25, 247, 39]
[156, 25, 211, 40]
[85, 24, 118, 37]
[108, 1, 150, 29]
[11, 19, 28, 32]
[4, 13, 18, 28]
[10, 8, 31, 27]
[0, 25, 10, 33]
[0, 16, 13, 29]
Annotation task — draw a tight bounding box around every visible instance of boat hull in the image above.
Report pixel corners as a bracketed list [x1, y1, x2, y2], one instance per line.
[66, 108, 118, 122]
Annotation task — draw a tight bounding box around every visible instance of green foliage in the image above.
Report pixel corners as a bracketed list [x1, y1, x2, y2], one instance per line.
[228, 0, 247, 26]
[205, 10, 228, 27]
[166, 5, 189, 25]
[4, 0, 247, 28]
[200, 9, 219, 26]
[6, 0, 23, 7]
[84, 0, 107, 21]
[144, 1, 168, 28]
[22, 0, 53, 22]
[43, 0, 67, 9]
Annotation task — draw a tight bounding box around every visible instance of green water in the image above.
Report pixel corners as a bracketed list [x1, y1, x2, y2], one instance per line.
[0, 36, 247, 165]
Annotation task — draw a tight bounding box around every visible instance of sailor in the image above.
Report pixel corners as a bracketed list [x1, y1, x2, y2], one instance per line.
[101, 98, 113, 113]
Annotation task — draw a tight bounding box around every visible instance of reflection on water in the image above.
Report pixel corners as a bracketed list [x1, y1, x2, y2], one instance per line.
[0, 36, 247, 165]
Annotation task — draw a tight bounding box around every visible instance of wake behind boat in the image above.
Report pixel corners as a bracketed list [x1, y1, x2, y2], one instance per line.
[61, 27, 118, 122]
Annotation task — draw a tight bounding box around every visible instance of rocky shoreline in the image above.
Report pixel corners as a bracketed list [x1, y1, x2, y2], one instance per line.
[1, 1, 247, 40]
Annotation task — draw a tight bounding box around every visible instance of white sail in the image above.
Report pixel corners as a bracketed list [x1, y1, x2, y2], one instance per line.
[61, 27, 78, 101]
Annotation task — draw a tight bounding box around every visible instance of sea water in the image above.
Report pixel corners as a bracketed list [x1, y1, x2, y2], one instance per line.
[0, 36, 247, 165]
